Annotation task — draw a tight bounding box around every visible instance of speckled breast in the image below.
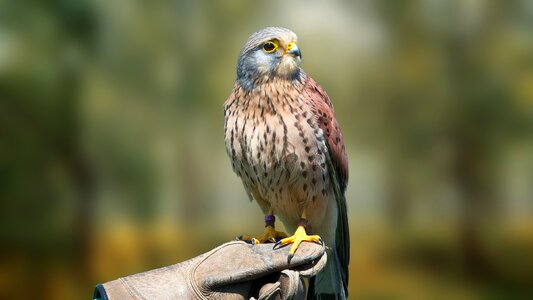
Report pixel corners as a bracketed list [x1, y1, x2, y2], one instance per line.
[224, 79, 332, 228]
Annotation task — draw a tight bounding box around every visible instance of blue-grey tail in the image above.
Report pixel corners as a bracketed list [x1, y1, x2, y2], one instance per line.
[309, 192, 350, 299]
[308, 248, 347, 299]
[312, 140, 349, 299]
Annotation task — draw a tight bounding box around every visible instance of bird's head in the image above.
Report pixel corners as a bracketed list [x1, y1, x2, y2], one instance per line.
[237, 27, 302, 88]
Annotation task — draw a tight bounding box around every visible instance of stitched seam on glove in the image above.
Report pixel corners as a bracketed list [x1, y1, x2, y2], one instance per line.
[119, 277, 145, 300]
[189, 241, 245, 299]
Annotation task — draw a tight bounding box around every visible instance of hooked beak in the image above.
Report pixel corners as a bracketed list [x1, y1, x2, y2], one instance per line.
[286, 42, 302, 59]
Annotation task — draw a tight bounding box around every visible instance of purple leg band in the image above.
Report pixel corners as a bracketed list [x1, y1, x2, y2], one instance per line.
[264, 215, 275, 227]
[264, 215, 275, 223]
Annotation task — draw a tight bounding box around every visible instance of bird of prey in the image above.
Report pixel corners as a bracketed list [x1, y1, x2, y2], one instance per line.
[224, 27, 349, 299]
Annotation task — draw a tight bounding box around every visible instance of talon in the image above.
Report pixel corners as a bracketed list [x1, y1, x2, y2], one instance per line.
[274, 240, 282, 249]
[238, 235, 254, 243]
[240, 225, 288, 245]
[274, 224, 322, 258]
[287, 253, 294, 264]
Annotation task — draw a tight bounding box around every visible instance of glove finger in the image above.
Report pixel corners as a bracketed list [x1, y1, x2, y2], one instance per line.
[195, 241, 325, 289]
[257, 281, 281, 300]
[293, 250, 328, 278]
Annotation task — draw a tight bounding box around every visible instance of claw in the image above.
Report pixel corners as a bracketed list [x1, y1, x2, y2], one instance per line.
[240, 226, 288, 245]
[273, 225, 322, 260]
[237, 235, 252, 244]
[273, 240, 282, 249]
[287, 252, 294, 264]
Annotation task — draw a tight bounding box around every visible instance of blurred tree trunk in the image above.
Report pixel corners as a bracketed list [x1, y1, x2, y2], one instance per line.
[52, 0, 97, 286]
[447, 24, 498, 279]
[452, 136, 495, 277]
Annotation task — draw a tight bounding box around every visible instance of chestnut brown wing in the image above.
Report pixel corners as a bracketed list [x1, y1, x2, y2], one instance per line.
[302, 78, 348, 192]
[302, 77, 350, 296]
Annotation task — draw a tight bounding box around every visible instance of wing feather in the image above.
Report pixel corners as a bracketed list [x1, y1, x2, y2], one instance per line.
[302, 79, 348, 192]
[302, 77, 350, 297]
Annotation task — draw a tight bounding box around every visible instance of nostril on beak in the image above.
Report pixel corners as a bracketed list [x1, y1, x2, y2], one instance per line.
[287, 43, 302, 58]
[287, 42, 295, 51]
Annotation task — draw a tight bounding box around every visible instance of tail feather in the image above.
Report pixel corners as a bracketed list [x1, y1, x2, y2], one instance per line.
[309, 193, 349, 299]
[309, 248, 347, 299]
[334, 191, 349, 295]
[309, 132, 349, 299]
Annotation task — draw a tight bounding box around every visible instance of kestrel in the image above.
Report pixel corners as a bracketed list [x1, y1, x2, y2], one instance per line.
[224, 27, 349, 298]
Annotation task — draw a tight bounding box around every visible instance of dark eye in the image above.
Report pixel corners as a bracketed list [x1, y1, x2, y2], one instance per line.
[263, 42, 277, 52]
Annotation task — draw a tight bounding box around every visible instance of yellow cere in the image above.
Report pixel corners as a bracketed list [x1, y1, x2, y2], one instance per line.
[262, 40, 279, 53]
[286, 42, 296, 52]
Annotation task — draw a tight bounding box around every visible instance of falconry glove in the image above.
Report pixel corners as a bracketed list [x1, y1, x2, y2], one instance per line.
[94, 240, 327, 300]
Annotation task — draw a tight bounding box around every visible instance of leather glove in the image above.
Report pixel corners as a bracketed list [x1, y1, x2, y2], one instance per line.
[94, 240, 327, 299]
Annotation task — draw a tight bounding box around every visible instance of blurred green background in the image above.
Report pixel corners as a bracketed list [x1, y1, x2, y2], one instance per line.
[1, 0, 533, 299]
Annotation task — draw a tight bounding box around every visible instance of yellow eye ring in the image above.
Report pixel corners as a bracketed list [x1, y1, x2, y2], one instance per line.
[262, 41, 278, 52]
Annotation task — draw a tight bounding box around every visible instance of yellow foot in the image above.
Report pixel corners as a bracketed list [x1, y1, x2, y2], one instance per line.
[238, 225, 288, 244]
[274, 225, 322, 262]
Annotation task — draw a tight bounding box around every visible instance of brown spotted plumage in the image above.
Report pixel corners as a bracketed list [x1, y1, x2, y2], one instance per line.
[224, 27, 349, 298]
